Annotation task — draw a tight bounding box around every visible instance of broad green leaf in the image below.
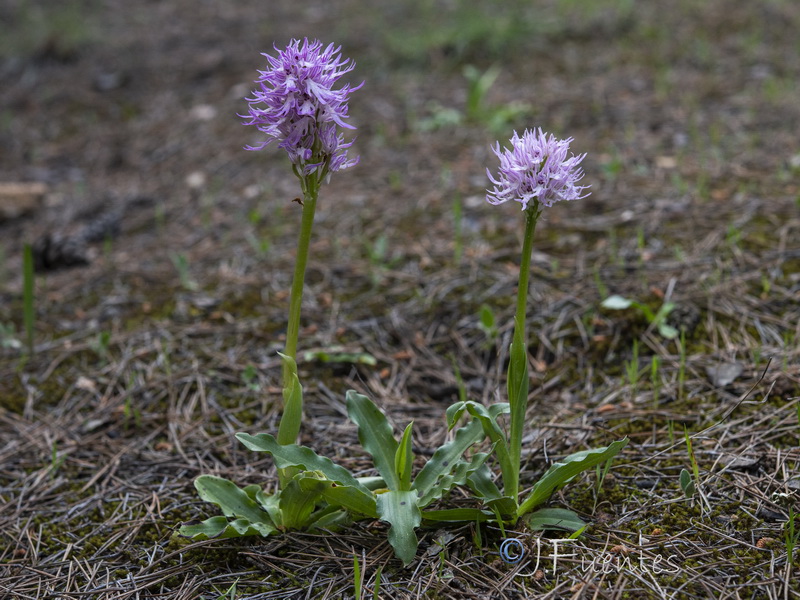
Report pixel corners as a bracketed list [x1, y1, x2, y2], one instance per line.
[446, 400, 508, 429]
[416, 452, 490, 508]
[679, 468, 695, 498]
[524, 507, 586, 532]
[517, 438, 629, 518]
[254, 486, 282, 527]
[179, 516, 275, 539]
[413, 418, 483, 497]
[279, 472, 329, 530]
[395, 422, 415, 491]
[309, 507, 351, 530]
[376, 490, 422, 566]
[467, 463, 504, 501]
[421, 508, 494, 523]
[467, 464, 517, 518]
[356, 476, 386, 491]
[322, 485, 379, 519]
[235, 433, 370, 494]
[192, 475, 275, 536]
[346, 390, 400, 490]
[451, 402, 512, 489]
[601, 295, 633, 310]
[445, 401, 466, 430]
[277, 353, 303, 446]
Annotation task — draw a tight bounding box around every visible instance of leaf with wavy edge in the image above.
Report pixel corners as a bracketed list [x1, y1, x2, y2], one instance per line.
[345, 390, 401, 490]
[517, 438, 628, 518]
[377, 490, 421, 566]
[236, 432, 370, 493]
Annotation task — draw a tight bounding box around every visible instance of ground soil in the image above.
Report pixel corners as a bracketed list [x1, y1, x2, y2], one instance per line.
[1, 1, 799, 599]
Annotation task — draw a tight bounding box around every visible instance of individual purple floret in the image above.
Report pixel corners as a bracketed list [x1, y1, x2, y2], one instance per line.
[486, 128, 589, 210]
[242, 38, 363, 175]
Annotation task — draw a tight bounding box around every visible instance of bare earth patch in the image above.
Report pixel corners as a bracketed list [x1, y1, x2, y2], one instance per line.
[1, 1, 799, 598]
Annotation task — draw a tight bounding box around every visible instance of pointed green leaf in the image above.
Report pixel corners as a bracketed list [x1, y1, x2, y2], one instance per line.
[421, 508, 494, 523]
[192, 475, 275, 536]
[445, 401, 467, 430]
[254, 486, 282, 527]
[279, 472, 329, 529]
[479, 304, 495, 329]
[345, 390, 400, 490]
[277, 353, 303, 445]
[506, 317, 529, 500]
[679, 468, 695, 498]
[376, 490, 421, 566]
[508, 318, 529, 412]
[517, 438, 628, 517]
[466, 464, 518, 518]
[454, 402, 513, 488]
[356, 476, 387, 491]
[653, 301, 675, 324]
[235, 433, 370, 494]
[413, 418, 483, 497]
[395, 422, 414, 491]
[309, 507, 351, 531]
[322, 485, 379, 519]
[467, 463, 504, 501]
[416, 452, 490, 508]
[179, 516, 275, 539]
[523, 508, 586, 532]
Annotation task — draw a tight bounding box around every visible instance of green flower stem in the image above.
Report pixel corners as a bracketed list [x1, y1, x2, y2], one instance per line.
[507, 200, 540, 502]
[283, 180, 320, 367]
[514, 204, 540, 349]
[278, 171, 321, 445]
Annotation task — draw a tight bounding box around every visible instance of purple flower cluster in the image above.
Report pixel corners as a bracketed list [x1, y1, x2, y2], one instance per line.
[486, 128, 589, 210]
[242, 38, 363, 175]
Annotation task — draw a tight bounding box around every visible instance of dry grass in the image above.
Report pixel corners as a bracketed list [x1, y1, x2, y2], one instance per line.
[2, 1, 800, 598]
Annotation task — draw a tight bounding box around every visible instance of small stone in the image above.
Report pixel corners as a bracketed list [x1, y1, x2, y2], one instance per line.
[189, 104, 217, 121]
[186, 171, 207, 189]
[75, 376, 97, 392]
[705, 362, 743, 387]
[0, 182, 47, 220]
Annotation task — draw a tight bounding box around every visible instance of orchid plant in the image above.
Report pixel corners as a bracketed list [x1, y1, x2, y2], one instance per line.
[240, 38, 362, 447]
[181, 40, 628, 565]
[448, 129, 628, 528]
[180, 39, 490, 565]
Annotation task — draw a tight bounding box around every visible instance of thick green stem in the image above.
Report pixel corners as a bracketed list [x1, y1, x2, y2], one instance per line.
[514, 207, 538, 341]
[506, 201, 540, 502]
[277, 173, 321, 448]
[283, 178, 320, 376]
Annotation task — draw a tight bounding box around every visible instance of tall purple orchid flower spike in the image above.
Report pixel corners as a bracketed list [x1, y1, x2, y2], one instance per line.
[241, 39, 363, 445]
[484, 127, 592, 502]
[242, 38, 363, 177]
